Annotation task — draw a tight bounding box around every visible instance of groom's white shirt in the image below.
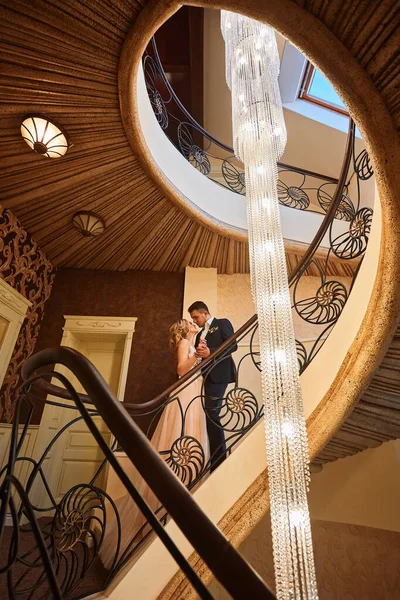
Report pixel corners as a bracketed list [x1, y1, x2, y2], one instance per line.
[200, 316, 214, 340]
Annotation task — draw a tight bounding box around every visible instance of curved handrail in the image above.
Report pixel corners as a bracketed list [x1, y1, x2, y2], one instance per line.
[36, 122, 355, 413]
[31, 377, 139, 416]
[21, 346, 275, 600]
[150, 37, 339, 185]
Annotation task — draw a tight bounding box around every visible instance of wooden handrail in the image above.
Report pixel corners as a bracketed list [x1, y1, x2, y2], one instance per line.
[31, 377, 138, 416]
[21, 347, 275, 600]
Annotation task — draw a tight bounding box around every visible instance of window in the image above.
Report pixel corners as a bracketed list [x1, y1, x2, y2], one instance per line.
[299, 62, 348, 116]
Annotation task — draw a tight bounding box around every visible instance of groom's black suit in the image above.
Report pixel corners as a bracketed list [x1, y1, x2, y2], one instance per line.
[195, 318, 237, 471]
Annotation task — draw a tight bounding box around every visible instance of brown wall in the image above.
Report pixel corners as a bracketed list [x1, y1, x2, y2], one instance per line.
[0, 206, 55, 423]
[35, 268, 184, 422]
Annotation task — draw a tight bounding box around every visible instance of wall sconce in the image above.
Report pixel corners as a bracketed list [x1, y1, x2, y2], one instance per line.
[72, 211, 106, 237]
[21, 114, 70, 158]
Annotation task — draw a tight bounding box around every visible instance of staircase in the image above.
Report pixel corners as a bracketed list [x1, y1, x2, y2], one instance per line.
[0, 0, 399, 598]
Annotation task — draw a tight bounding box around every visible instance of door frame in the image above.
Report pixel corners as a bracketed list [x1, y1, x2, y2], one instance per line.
[30, 315, 137, 508]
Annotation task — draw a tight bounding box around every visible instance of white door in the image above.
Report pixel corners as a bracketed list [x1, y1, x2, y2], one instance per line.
[48, 335, 124, 503]
[32, 319, 136, 508]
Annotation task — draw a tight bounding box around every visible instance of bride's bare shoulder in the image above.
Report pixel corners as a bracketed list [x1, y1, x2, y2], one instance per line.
[177, 338, 190, 349]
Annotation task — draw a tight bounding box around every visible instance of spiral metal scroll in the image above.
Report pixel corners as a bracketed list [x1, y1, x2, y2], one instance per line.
[178, 123, 211, 175]
[278, 170, 310, 210]
[52, 484, 106, 554]
[354, 149, 374, 181]
[143, 55, 169, 130]
[0, 402, 113, 598]
[331, 207, 373, 260]
[217, 388, 260, 432]
[294, 281, 348, 325]
[317, 183, 356, 221]
[222, 157, 246, 194]
[165, 435, 205, 485]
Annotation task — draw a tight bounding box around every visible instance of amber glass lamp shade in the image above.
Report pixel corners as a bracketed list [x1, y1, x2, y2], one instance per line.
[21, 115, 69, 158]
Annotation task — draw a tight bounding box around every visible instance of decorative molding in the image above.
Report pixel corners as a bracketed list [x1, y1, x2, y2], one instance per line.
[76, 321, 122, 328]
[0, 279, 32, 390]
[60, 315, 138, 401]
[0, 423, 39, 486]
[63, 316, 137, 334]
[0, 278, 31, 315]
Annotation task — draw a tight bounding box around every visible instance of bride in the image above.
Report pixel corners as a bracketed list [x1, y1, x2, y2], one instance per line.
[100, 319, 210, 569]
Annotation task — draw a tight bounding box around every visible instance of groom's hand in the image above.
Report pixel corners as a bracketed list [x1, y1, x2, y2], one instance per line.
[196, 341, 210, 358]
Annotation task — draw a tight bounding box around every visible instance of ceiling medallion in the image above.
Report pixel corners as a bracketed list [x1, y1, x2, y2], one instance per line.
[21, 114, 70, 158]
[72, 211, 106, 237]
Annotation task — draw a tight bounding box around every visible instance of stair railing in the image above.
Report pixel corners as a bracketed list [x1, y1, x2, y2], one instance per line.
[143, 37, 374, 220]
[0, 347, 275, 599]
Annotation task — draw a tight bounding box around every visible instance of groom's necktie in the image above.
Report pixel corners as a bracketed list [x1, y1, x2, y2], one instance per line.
[200, 322, 209, 341]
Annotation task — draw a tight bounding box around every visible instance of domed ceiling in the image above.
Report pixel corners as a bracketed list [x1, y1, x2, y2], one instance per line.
[0, 0, 398, 273]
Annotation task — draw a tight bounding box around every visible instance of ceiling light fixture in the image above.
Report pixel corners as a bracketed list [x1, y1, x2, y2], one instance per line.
[72, 211, 105, 237]
[21, 114, 70, 158]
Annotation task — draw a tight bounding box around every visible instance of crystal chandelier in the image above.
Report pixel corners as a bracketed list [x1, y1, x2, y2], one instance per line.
[221, 12, 318, 600]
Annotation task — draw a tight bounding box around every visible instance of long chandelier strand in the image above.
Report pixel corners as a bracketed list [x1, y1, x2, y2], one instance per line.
[221, 12, 318, 600]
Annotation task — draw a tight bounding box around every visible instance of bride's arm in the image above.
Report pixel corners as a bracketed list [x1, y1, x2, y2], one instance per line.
[177, 340, 199, 377]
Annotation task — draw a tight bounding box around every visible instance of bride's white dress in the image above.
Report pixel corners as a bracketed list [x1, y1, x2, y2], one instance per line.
[99, 340, 209, 569]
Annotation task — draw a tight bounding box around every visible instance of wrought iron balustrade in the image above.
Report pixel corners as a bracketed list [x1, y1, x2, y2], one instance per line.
[143, 37, 374, 220]
[0, 348, 275, 600]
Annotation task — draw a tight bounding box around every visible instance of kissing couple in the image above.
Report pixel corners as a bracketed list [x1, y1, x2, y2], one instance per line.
[99, 300, 237, 569]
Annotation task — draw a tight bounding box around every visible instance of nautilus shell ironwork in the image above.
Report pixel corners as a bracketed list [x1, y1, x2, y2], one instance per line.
[317, 183, 356, 221]
[354, 149, 374, 181]
[52, 484, 105, 553]
[218, 387, 260, 432]
[178, 124, 211, 175]
[331, 207, 373, 259]
[294, 280, 348, 324]
[166, 435, 205, 485]
[143, 56, 169, 130]
[222, 156, 246, 194]
[278, 170, 310, 210]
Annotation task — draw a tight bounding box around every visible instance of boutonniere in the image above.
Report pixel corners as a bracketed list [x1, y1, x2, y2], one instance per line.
[209, 326, 219, 334]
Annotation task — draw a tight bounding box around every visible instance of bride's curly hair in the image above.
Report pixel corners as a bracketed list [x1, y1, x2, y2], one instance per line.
[169, 319, 191, 349]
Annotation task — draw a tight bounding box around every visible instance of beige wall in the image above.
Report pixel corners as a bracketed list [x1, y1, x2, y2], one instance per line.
[182, 266, 217, 318]
[209, 440, 400, 598]
[309, 440, 400, 532]
[209, 518, 400, 599]
[204, 9, 233, 148]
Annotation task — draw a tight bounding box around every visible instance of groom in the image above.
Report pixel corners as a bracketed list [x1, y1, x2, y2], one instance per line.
[188, 301, 237, 472]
